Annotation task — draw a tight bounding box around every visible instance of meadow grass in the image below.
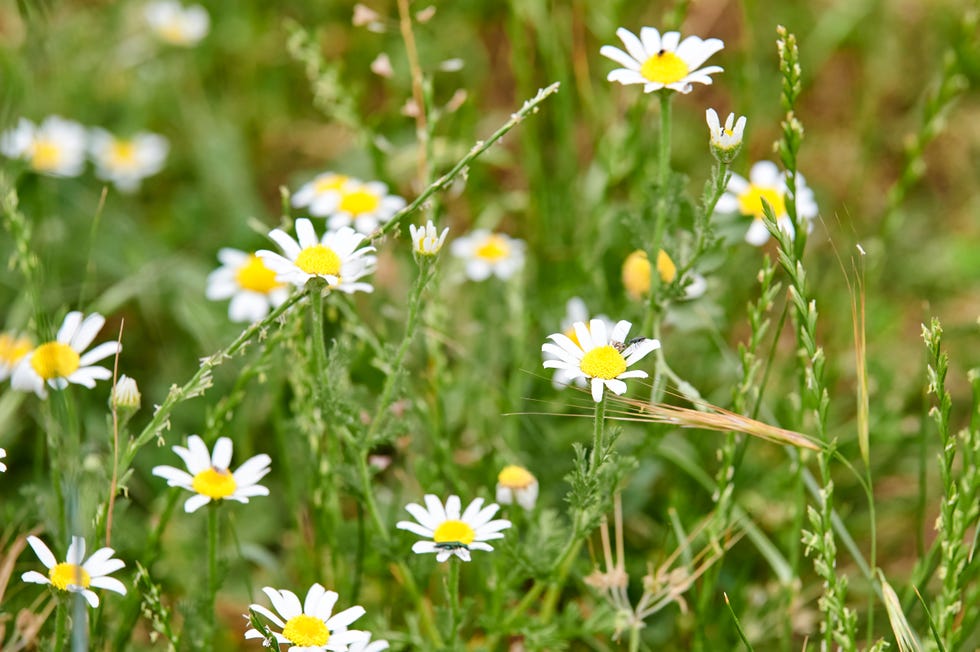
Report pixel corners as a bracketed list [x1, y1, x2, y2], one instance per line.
[1, 0, 979, 650]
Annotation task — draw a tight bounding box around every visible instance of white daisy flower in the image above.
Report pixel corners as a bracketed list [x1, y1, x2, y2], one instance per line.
[409, 220, 449, 257]
[89, 129, 169, 192]
[450, 229, 525, 281]
[542, 319, 660, 403]
[396, 494, 512, 563]
[144, 0, 210, 46]
[622, 250, 705, 301]
[705, 108, 746, 159]
[291, 172, 351, 215]
[11, 312, 120, 399]
[296, 176, 405, 236]
[348, 635, 390, 652]
[0, 448, 6, 473]
[0, 116, 87, 177]
[244, 583, 369, 651]
[257, 219, 377, 294]
[543, 298, 613, 389]
[151, 434, 271, 513]
[714, 160, 819, 246]
[600, 27, 724, 94]
[0, 332, 33, 381]
[21, 535, 127, 608]
[206, 248, 291, 323]
[496, 465, 538, 511]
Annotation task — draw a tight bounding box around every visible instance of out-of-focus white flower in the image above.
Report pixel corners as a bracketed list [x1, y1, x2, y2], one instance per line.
[144, 1, 210, 46]
[206, 248, 291, 323]
[496, 465, 538, 511]
[715, 161, 819, 246]
[0, 333, 33, 382]
[89, 129, 168, 192]
[622, 250, 705, 300]
[370, 53, 394, 78]
[600, 27, 724, 94]
[450, 230, 525, 281]
[0, 116, 87, 177]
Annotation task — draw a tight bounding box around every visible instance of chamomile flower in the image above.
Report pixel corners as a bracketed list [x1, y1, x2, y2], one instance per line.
[0, 333, 33, 381]
[0, 448, 6, 473]
[257, 219, 377, 293]
[600, 27, 724, 94]
[396, 494, 512, 562]
[292, 175, 406, 235]
[244, 583, 368, 651]
[450, 229, 525, 281]
[11, 312, 120, 399]
[144, 1, 210, 46]
[715, 160, 819, 246]
[544, 298, 613, 389]
[409, 220, 449, 256]
[292, 172, 351, 214]
[151, 435, 271, 513]
[349, 635, 390, 652]
[206, 248, 291, 323]
[0, 116, 87, 177]
[89, 129, 169, 192]
[705, 109, 746, 162]
[496, 465, 538, 511]
[542, 319, 659, 403]
[21, 536, 127, 608]
[622, 250, 705, 301]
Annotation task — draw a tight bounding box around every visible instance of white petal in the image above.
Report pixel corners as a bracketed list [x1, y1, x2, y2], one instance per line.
[615, 27, 648, 64]
[638, 26, 662, 55]
[599, 45, 640, 71]
[423, 494, 447, 523]
[211, 437, 233, 469]
[69, 313, 106, 351]
[404, 502, 440, 531]
[26, 536, 57, 569]
[605, 378, 628, 395]
[445, 495, 461, 520]
[183, 494, 211, 513]
[745, 219, 771, 246]
[591, 378, 604, 402]
[78, 341, 120, 366]
[89, 575, 127, 595]
[610, 320, 631, 345]
[397, 521, 435, 538]
[56, 311, 83, 344]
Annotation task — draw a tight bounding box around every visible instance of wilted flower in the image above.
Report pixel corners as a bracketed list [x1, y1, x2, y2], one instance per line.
[22, 536, 127, 607]
[600, 27, 724, 94]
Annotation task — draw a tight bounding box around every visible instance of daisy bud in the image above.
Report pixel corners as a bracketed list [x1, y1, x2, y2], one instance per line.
[111, 374, 141, 412]
[409, 220, 449, 257]
[496, 465, 538, 511]
[705, 108, 746, 163]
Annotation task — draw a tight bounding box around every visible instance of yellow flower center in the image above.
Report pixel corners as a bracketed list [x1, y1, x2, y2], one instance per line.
[640, 50, 690, 85]
[0, 334, 32, 367]
[236, 255, 283, 293]
[579, 345, 627, 380]
[314, 174, 348, 194]
[475, 235, 509, 262]
[295, 245, 341, 276]
[160, 20, 190, 44]
[31, 140, 62, 171]
[498, 465, 535, 489]
[108, 140, 138, 169]
[30, 342, 81, 380]
[339, 188, 381, 215]
[282, 614, 330, 647]
[433, 520, 476, 545]
[191, 467, 237, 499]
[622, 250, 676, 300]
[738, 185, 787, 220]
[50, 563, 91, 591]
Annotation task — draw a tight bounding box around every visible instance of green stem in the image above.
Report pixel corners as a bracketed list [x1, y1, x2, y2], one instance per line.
[629, 622, 641, 652]
[54, 598, 67, 652]
[591, 397, 607, 471]
[207, 503, 219, 647]
[447, 558, 461, 647]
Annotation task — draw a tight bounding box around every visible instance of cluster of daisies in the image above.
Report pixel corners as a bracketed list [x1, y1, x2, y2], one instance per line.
[601, 25, 818, 244]
[0, 116, 168, 192]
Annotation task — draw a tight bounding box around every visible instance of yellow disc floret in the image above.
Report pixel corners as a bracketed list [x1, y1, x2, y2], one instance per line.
[236, 255, 283, 293]
[282, 614, 330, 647]
[50, 563, 91, 591]
[339, 188, 381, 215]
[579, 345, 627, 380]
[475, 235, 509, 262]
[640, 51, 690, 85]
[498, 465, 535, 489]
[108, 140, 138, 170]
[31, 140, 62, 172]
[738, 185, 787, 220]
[433, 520, 476, 545]
[0, 334, 32, 367]
[191, 467, 237, 499]
[295, 245, 342, 276]
[30, 342, 81, 380]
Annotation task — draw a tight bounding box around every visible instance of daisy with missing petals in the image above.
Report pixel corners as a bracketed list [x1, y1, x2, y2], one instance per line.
[600, 27, 723, 94]
[450, 229, 525, 281]
[11, 312, 120, 399]
[542, 319, 659, 402]
[206, 248, 291, 323]
[152, 435, 271, 513]
[257, 219, 377, 293]
[396, 494, 512, 562]
[89, 129, 169, 192]
[144, 0, 210, 46]
[409, 220, 449, 257]
[22, 535, 126, 607]
[0, 116, 87, 177]
[543, 298, 613, 389]
[244, 583, 368, 651]
[715, 160, 818, 246]
[0, 333, 33, 381]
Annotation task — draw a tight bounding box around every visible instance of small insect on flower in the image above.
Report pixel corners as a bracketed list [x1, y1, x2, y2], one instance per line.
[543, 298, 614, 390]
[600, 27, 724, 94]
[0, 116, 87, 177]
[152, 435, 271, 513]
[144, 0, 210, 46]
[396, 494, 512, 562]
[705, 108, 746, 163]
[244, 583, 369, 651]
[21, 536, 127, 607]
[206, 248, 291, 323]
[10, 312, 121, 399]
